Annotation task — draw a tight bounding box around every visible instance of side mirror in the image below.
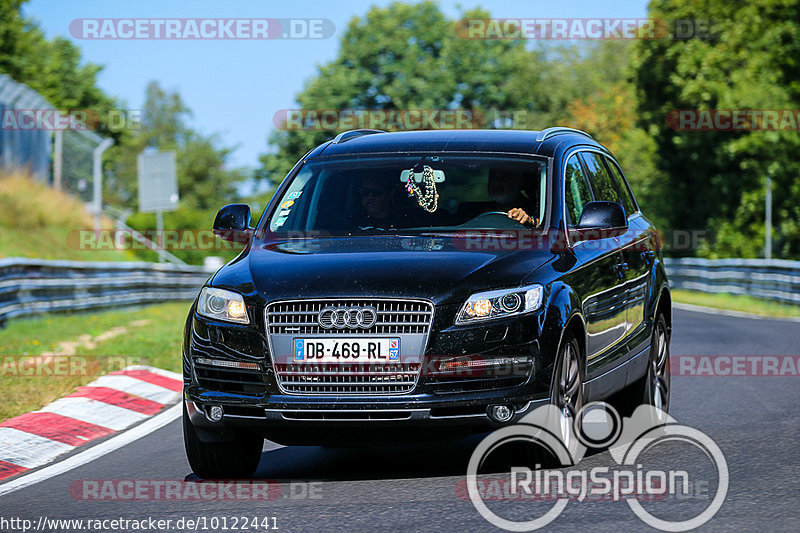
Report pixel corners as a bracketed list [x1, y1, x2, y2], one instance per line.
[213, 204, 252, 242]
[570, 201, 628, 241]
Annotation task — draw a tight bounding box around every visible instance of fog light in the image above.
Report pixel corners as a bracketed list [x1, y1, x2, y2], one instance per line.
[205, 405, 224, 423]
[488, 404, 514, 423]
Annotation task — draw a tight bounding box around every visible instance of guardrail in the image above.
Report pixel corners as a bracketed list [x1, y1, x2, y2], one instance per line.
[664, 257, 800, 305]
[2, 256, 797, 324]
[0, 258, 211, 323]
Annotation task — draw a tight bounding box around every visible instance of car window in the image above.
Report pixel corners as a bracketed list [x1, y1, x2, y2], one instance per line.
[265, 155, 548, 234]
[604, 156, 638, 216]
[564, 154, 592, 226]
[579, 152, 622, 208]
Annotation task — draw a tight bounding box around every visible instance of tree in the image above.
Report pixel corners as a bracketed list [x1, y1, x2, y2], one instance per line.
[631, 0, 800, 257]
[256, 2, 662, 235]
[258, 2, 530, 187]
[0, 0, 119, 136]
[116, 81, 248, 264]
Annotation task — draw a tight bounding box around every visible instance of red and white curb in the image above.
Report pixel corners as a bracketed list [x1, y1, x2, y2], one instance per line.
[0, 365, 182, 482]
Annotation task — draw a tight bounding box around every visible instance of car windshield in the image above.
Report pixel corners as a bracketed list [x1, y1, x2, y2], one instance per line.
[264, 154, 548, 235]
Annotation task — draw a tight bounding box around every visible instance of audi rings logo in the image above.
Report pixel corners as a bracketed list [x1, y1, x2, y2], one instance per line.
[318, 306, 378, 329]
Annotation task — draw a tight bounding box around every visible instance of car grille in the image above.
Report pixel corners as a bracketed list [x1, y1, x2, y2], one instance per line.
[273, 363, 420, 394]
[266, 299, 433, 335]
[266, 299, 433, 395]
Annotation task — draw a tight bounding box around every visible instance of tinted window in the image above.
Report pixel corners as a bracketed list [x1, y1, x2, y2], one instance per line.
[604, 157, 638, 215]
[265, 155, 548, 234]
[564, 154, 592, 226]
[579, 152, 621, 207]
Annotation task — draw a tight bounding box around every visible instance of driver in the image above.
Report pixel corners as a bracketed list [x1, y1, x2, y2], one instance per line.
[487, 168, 539, 227]
[351, 175, 399, 229]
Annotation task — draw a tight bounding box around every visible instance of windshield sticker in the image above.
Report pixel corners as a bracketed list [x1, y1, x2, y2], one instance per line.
[286, 191, 302, 200]
[280, 200, 294, 209]
[274, 216, 288, 228]
[279, 210, 291, 217]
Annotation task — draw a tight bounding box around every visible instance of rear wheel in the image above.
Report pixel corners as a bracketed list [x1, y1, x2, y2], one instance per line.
[615, 313, 670, 418]
[183, 403, 263, 479]
[645, 314, 671, 413]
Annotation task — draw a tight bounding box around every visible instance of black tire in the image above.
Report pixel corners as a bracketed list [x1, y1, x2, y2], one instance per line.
[183, 403, 263, 479]
[509, 332, 584, 469]
[549, 332, 584, 462]
[615, 313, 671, 417]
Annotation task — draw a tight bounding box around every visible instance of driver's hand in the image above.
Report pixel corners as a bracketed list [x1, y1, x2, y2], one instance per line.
[508, 208, 534, 225]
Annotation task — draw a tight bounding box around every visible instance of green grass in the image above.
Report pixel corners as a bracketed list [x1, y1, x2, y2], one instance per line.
[672, 289, 800, 318]
[0, 302, 190, 422]
[0, 173, 135, 261]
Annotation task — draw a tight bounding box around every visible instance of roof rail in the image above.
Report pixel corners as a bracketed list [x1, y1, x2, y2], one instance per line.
[331, 129, 386, 144]
[535, 127, 593, 142]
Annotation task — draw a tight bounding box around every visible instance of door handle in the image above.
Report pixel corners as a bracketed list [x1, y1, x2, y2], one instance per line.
[614, 262, 629, 278]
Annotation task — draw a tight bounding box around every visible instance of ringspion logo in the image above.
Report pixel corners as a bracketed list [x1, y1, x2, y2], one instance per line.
[465, 402, 728, 531]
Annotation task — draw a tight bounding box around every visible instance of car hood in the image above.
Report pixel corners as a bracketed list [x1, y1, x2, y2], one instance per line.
[212, 235, 557, 306]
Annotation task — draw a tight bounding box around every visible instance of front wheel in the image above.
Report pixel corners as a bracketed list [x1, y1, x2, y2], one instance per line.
[183, 403, 263, 479]
[509, 332, 584, 469]
[551, 333, 584, 459]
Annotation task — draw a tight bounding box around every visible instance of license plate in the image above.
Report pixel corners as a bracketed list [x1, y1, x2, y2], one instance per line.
[293, 338, 400, 363]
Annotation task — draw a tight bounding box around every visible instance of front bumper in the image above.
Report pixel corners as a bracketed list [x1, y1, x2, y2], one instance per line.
[182, 303, 554, 444]
[184, 393, 549, 445]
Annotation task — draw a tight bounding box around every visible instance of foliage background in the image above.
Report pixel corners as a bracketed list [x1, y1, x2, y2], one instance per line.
[2, 0, 798, 261]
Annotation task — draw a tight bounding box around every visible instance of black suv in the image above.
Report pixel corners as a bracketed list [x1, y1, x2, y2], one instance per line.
[182, 128, 671, 478]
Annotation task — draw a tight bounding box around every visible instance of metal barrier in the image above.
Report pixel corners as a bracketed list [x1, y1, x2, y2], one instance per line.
[0, 258, 211, 323]
[664, 257, 800, 305]
[2, 256, 797, 324]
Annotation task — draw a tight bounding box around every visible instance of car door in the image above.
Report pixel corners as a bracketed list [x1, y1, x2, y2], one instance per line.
[603, 156, 654, 351]
[575, 151, 629, 373]
[561, 152, 627, 372]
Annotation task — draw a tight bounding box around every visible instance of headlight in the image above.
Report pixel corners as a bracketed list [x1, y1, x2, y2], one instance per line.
[456, 284, 544, 324]
[197, 287, 249, 324]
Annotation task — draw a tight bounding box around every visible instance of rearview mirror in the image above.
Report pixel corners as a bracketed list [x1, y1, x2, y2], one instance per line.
[570, 201, 628, 241]
[213, 204, 252, 242]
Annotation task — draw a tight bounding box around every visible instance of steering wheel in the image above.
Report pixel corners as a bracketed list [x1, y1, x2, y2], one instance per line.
[459, 211, 528, 229]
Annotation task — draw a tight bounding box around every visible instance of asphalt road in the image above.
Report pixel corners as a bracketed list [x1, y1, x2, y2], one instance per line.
[1, 308, 799, 532]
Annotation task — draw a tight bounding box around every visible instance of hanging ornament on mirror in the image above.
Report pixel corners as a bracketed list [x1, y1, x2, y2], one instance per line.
[405, 165, 439, 213]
